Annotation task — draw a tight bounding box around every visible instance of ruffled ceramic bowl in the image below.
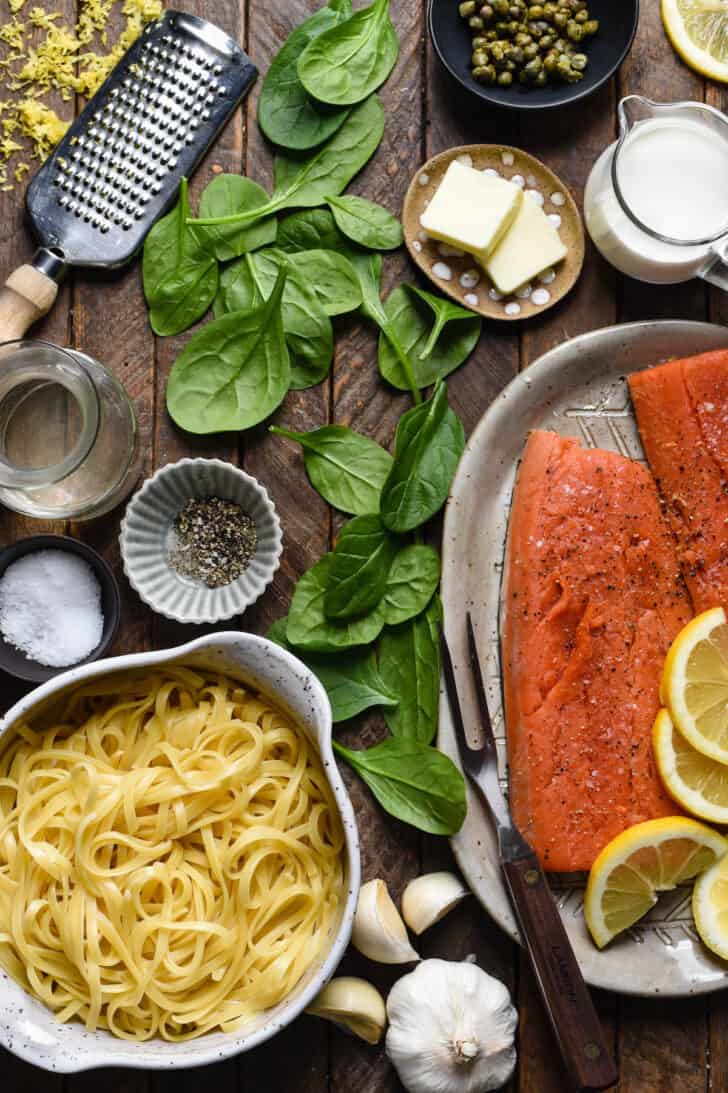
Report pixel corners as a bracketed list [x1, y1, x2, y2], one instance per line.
[120, 459, 282, 623]
[0, 631, 360, 1072]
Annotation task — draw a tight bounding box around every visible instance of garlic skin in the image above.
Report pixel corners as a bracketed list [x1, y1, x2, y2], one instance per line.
[351, 879, 420, 964]
[385, 959, 517, 1093]
[306, 977, 387, 1044]
[401, 872, 469, 935]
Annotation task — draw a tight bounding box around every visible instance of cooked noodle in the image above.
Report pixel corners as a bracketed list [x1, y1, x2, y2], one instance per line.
[0, 667, 345, 1041]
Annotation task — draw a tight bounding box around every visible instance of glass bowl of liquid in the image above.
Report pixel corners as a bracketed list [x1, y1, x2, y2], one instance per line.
[0, 339, 141, 520]
[584, 96, 728, 286]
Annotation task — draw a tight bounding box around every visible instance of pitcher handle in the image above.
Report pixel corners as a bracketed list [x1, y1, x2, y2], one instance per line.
[699, 237, 728, 292]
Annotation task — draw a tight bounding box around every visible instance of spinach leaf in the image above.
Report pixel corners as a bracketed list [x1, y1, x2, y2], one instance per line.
[287, 555, 385, 652]
[289, 249, 362, 316]
[216, 251, 333, 390]
[269, 424, 393, 514]
[189, 96, 385, 231]
[268, 619, 397, 722]
[378, 285, 481, 391]
[333, 736, 466, 835]
[258, 0, 352, 152]
[327, 194, 402, 250]
[166, 264, 290, 433]
[277, 208, 350, 253]
[381, 544, 440, 626]
[297, 0, 399, 107]
[378, 595, 441, 742]
[325, 514, 399, 620]
[195, 175, 277, 262]
[143, 179, 218, 337]
[380, 382, 466, 532]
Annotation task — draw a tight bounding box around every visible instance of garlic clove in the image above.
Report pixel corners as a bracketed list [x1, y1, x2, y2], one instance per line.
[351, 878, 420, 964]
[305, 977, 387, 1044]
[401, 871, 469, 935]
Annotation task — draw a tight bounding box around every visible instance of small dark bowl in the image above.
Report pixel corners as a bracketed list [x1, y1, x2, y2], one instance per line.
[429, 0, 639, 112]
[0, 535, 120, 683]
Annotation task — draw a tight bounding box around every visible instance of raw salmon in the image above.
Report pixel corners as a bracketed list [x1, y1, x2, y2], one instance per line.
[503, 430, 691, 873]
[628, 350, 728, 614]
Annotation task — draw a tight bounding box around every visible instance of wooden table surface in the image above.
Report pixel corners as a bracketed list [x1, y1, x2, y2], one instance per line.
[1, 0, 726, 1090]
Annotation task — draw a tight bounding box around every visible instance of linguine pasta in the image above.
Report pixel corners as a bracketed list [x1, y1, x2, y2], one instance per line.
[0, 667, 345, 1041]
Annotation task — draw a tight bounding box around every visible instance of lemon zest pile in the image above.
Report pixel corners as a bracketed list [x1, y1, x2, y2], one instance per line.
[0, 0, 163, 189]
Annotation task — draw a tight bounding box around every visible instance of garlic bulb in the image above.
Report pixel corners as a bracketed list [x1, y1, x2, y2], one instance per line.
[351, 879, 420, 964]
[306, 977, 387, 1044]
[386, 959, 517, 1093]
[401, 872, 469, 935]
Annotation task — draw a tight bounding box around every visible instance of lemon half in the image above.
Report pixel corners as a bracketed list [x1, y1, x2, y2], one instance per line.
[653, 707, 728, 823]
[662, 607, 728, 763]
[693, 852, 728, 959]
[584, 816, 728, 949]
[662, 0, 728, 82]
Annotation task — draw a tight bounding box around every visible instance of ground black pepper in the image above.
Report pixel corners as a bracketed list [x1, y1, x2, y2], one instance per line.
[168, 496, 257, 588]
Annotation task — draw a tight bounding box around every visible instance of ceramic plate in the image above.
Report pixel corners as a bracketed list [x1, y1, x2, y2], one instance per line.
[402, 145, 584, 321]
[439, 320, 728, 997]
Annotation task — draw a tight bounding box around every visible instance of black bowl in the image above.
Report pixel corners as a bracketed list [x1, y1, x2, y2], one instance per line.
[429, 0, 639, 112]
[0, 535, 120, 683]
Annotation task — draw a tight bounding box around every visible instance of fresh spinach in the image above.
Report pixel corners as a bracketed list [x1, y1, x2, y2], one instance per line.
[269, 424, 393, 515]
[189, 96, 385, 231]
[277, 208, 350, 253]
[297, 0, 398, 107]
[287, 555, 386, 652]
[195, 175, 277, 262]
[380, 381, 466, 533]
[166, 264, 290, 433]
[143, 179, 218, 337]
[258, 0, 352, 152]
[269, 619, 397, 722]
[325, 514, 399, 620]
[216, 251, 333, 390]
[378, 594, 441, 742]
[327, 194, 402, 250]
[378, 284, 481, 391]
[332, 736, 467, 835]
[288, 249, 362, 316]
[381, 544, 440, 626]
[347, 252, 422, 403]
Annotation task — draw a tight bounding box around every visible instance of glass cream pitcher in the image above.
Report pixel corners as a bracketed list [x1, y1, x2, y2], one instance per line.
[584, 95, 728, 287]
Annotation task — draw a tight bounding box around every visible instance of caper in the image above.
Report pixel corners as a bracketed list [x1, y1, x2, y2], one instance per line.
[570, 51, 588, 69]
[480, 3, 495, 18]
[539, 32, 555, 47]
[566, 19, 583, 40]
[523, 41, 539, 58]
[509, 4, 522, 16]
[506, 44, 525, 62]
[472, 49, 489, 66]
[543, 1, 558, 16]
[492, 0, 509, 12]
[473, 63, 497, 83]
[459, 1, 476, 15]
[574, 8, 588, 21]
[534, 69, 548, 86]
[553, 9, 568, 26]
[490, 41, 506, 60]
[469, 15, 485, 29]
[523, 55, 542, 76]
[553, 36, 567, 51]
[582, 18, 599, 34]
[497, 69, 513, 84]
[528, 4, 544, 16]
[484, 28, 499, 39]
[471, 35, 488, 47]
[514, 30, 532, 44]
[543, 51, 558, 71]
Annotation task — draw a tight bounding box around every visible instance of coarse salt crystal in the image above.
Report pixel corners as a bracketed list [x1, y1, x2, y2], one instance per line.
[0, 549, 103, 668]
[432, 261, 453, 281]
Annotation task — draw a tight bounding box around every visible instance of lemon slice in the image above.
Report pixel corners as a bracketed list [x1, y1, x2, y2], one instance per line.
[584, 816, 728, 949]
[693, 851, 728, 958]
[662, 607, 728, 763]
[662, 0, 728, 82]
[653, 707, 728, 823]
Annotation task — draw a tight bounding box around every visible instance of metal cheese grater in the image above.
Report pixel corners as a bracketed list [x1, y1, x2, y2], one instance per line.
[0, 10, 256, 339]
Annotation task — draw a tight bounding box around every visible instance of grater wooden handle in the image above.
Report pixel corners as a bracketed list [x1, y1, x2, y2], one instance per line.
[0, 264, 59, 341]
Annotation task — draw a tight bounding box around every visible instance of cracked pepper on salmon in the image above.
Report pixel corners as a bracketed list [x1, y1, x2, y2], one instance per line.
[503, 430, 692, 873]
[628, 350, 728, 614]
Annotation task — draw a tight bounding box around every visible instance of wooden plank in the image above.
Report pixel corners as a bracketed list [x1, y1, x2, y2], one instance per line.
[619, 995, 709, 1093]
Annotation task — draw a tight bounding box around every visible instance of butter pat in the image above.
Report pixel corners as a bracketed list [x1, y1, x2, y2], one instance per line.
[419, 161, 523, 260]
[484, 196, 567, 295]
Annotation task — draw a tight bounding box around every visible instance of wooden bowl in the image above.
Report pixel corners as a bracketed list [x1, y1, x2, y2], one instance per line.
[402, 144, 585, 322]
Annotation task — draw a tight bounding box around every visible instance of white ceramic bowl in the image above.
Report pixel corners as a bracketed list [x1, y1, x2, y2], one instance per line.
[120, 459, 283, 623]
[0, 632, 360, 1073]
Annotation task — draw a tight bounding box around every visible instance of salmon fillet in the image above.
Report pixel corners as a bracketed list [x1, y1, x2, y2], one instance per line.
[628, 350, 728, 614]
[503, 430, 691, 873]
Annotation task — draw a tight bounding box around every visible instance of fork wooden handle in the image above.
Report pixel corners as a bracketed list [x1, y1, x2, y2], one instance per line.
[0, 264, 58, 341]
[502, 853, 617, 1092]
